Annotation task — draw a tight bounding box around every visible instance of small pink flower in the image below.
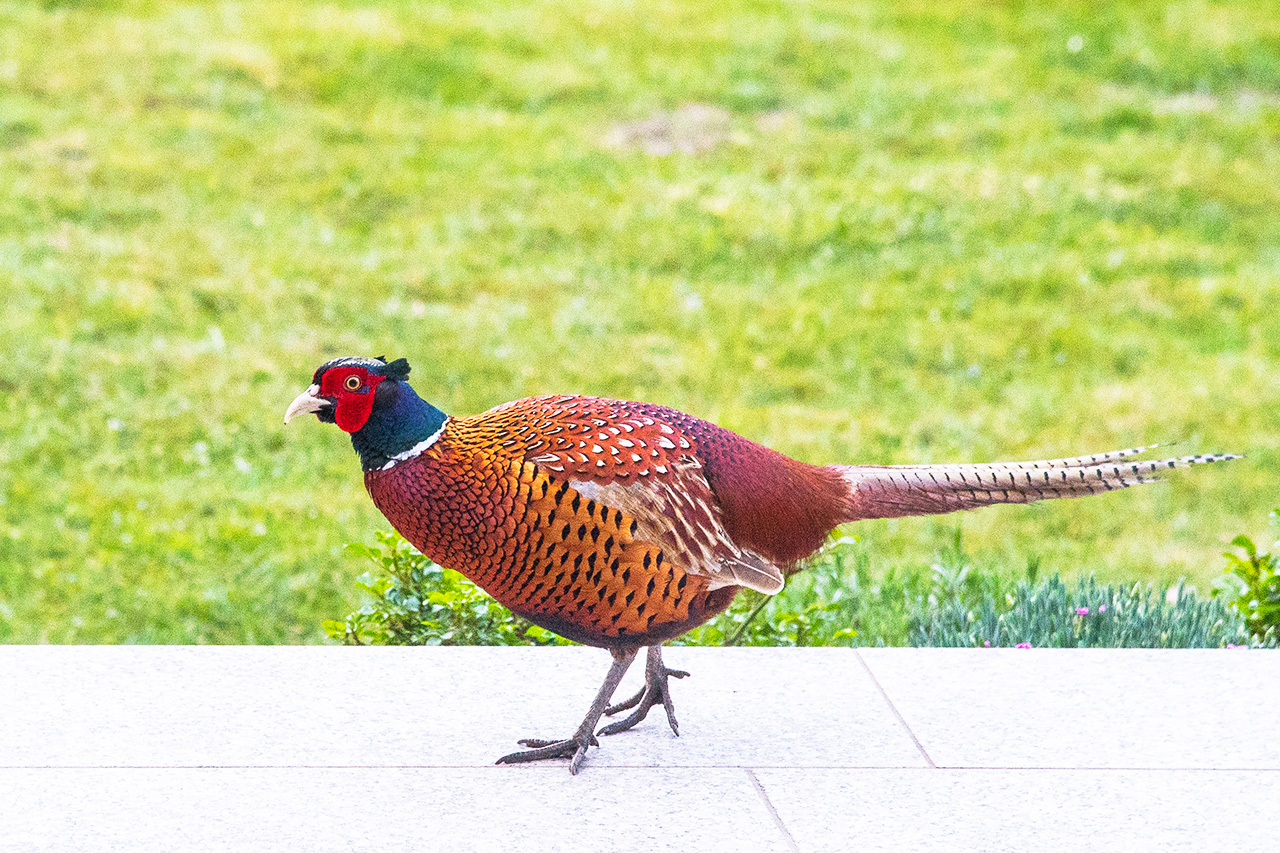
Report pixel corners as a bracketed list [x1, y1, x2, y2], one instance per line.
[1075, 607, 1090, 616]
[1015, 642, 1032, 649]
[1098, 604, 1107, 613]
[983, 640, 991, 648]
[1226, 643, 1238, 649]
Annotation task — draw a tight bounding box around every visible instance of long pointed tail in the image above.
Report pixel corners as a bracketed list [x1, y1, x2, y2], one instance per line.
[835, 445, 1239, 522]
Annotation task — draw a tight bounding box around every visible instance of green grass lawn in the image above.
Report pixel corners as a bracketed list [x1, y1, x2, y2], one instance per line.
[1, 0, 1277, 643]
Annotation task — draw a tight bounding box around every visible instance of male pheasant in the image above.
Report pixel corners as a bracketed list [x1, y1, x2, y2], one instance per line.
[286, 356, 1236, 773]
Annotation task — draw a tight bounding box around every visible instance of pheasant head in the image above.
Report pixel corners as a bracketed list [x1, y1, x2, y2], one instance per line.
[284, 356, 448, 471]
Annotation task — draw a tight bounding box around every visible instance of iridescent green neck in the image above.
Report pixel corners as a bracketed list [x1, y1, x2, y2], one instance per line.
[351, 381, 448, 472]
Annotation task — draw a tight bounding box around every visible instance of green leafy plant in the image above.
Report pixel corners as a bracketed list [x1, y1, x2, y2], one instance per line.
[1213, 510, 1280, 638]
[323, 531, 571, 646]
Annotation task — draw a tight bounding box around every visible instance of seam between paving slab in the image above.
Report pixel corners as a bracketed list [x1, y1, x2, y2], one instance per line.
[0, 763, 934, 770]
[745, 769, 801, 853]
[12, 765, 1277, 771]
[855, 649, 936, 768]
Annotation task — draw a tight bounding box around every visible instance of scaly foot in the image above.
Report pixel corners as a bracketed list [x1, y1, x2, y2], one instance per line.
[599, 644, 689, 737]
[492, 648, 637, 774]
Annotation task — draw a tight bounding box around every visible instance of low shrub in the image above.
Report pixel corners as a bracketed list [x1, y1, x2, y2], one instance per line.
[1212, 509, 1280, 638]
[330, 531, 1272, 648]
[912, 574, 1266, 648]
[323, 531, 570, 646]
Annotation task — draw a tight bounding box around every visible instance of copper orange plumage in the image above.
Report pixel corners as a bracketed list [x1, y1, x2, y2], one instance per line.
[286, 355, 1237, 773]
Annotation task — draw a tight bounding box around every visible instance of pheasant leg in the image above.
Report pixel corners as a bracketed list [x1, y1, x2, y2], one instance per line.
[599, 644, 689, 737]
[495, 648, 638, 774]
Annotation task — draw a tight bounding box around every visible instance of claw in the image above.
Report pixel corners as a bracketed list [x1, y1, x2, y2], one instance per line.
[496, 735, 595, 773]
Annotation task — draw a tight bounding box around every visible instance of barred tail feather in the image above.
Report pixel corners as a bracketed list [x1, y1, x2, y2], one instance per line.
[836, 447, 1240, 522]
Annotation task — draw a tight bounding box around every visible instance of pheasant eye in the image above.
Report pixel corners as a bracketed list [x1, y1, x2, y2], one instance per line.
[343, 375, 362, 391]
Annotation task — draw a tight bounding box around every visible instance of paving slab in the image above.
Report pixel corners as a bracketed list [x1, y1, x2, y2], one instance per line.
[755, 767, 1280, 853]
[0, 767, 792, 853]
[0, 646, 922, 769]
[858, 648, 1280, 769]
[4, 646, 1276, 850]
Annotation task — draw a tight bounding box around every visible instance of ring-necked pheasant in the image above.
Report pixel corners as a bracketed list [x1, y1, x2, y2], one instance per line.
[286, 356, 1237, 773]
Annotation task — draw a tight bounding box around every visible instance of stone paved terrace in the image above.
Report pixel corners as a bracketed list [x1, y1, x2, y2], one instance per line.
[2, 646, 1277, 851]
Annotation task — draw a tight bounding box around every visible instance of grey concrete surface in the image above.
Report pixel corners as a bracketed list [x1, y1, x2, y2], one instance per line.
[756, 768, 1280, 853]
[858, 648, 1280, 769]
[1, 646, 1276, 851]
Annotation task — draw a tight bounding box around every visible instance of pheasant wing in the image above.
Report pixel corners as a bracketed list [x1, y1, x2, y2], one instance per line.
[512, 396, 785, 595]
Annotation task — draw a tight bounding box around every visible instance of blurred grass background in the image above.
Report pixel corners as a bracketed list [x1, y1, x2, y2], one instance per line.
[1, 0, 1277, 642]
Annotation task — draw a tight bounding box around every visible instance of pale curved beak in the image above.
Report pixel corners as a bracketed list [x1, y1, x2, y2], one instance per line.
[284, 385, 329, 424]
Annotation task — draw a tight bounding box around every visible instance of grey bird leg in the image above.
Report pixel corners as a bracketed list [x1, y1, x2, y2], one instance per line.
[495, 647, 638, 774]
[598, 644, 689, 737]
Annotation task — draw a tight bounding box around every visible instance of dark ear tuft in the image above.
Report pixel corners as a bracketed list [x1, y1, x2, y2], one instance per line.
[375, 355, 387, 363]
[382, 358, 411, 381]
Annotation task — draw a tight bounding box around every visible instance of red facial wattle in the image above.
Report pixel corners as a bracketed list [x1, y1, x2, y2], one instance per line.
[319, 368, 385, 433]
